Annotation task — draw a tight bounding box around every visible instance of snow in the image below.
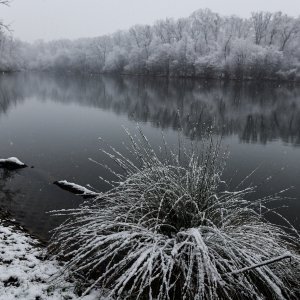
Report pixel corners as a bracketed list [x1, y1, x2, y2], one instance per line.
[2, 8, 300, 81]
[0, 221, 105, 300]
[228, 252, 292, 275]
[0, 157, 25, 166]
[54, 180, 98, 197]
[0, 157, 26, 168]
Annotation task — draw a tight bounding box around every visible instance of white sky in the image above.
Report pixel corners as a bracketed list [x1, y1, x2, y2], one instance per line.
[1, 0, 300, 42]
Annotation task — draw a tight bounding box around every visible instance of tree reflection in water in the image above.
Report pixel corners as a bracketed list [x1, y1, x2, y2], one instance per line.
[1, 73, 300, 145]
[0, 73, 300, 239]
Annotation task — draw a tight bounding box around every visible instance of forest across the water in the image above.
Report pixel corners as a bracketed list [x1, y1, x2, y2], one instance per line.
[1, 9, 300, 81]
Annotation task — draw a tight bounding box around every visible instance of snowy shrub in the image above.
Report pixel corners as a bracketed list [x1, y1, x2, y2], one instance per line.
[50, 129, 300, 299]
[170, 38, 197, 77]
[195, 53, 222, 79]
[124, 48, 148, 74]
[246, 46, 283, 80]
[277, 68, 300, 81]
[147, 44, 174, 76]
[104, 47, 128, 73]
[225, 39, 258, 80]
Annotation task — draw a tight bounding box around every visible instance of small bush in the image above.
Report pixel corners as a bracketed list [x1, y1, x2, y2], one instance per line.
[50, 128, 300, 299]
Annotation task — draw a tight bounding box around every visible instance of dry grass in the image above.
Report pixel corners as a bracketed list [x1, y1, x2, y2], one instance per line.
[50, 128, 300, 299]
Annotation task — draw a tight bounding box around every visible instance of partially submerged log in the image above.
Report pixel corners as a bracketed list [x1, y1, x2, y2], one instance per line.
[0, 157, 27, 170]
[54, 180, 98, 198]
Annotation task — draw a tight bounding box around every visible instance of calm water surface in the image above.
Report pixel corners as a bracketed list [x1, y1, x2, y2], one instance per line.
[0, 73, 299, 240]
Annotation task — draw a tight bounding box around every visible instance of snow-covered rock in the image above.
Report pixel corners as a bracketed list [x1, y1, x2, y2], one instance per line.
[0, 157, 27, 170]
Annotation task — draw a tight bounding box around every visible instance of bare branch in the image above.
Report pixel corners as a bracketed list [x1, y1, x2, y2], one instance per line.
[225, 253, 292, 276]
[0, 1, 11, 32]
[0, 0, 10, 6]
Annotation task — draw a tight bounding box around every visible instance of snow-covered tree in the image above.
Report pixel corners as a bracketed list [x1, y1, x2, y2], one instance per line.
[3, 8, 300, 81]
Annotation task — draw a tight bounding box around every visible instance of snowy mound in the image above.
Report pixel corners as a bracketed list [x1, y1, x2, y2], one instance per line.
[0, 157, 27, 170]
[0, 222, 102, 300]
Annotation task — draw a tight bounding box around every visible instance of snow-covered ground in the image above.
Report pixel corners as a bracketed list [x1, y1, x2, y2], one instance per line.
[0, 221, 101, 300]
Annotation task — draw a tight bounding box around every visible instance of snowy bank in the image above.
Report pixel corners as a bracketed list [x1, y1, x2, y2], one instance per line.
[0, 157, 27, 170]
[0, 221, 103, 300]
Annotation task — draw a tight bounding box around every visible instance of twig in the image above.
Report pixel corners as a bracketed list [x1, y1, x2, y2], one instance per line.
[0, 1, 10, 6]
[225, 252, 292, 276]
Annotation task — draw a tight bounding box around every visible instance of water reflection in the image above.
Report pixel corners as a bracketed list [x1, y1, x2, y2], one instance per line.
[1, 73, 300, 145]
[0, 170, 20, 220]
[0, 73, 299, 239]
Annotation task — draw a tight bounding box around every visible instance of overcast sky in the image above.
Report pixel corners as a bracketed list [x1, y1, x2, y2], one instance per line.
[1, 0, 300, 42]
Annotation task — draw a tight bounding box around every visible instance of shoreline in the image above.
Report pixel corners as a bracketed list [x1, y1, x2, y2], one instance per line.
[0, 210, 47, 246]
[2, 70, 300, 85]
[0, 218, 101, 299]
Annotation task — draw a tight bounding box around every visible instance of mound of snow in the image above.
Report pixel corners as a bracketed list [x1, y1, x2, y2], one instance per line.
[0, 221, 105, 300]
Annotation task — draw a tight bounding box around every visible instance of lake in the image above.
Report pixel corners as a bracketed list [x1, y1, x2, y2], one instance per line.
[0, 72, 299, 240]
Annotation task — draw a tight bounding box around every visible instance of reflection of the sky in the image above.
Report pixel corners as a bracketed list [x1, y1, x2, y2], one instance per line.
[0, 73, 299, 240]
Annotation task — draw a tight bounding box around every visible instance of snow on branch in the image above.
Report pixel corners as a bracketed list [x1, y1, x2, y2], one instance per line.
[225, 252, 292, 276]
[54, 180, 99, 198]
[0, 1, 10, 6]
[2, 8, 300, 81]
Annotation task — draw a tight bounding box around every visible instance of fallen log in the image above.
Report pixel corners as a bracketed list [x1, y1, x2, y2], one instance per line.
[53, 180, 98, 198]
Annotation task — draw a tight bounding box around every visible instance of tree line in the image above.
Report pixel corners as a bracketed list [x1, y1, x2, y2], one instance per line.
[1, 72, 300, 144]
[1, 9, 300, 81]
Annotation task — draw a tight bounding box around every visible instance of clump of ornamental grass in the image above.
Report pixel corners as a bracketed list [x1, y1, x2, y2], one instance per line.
[50, 128, 300, 299]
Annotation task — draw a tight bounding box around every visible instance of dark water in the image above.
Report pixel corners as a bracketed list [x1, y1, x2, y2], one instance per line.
[0, 72, 300, 240]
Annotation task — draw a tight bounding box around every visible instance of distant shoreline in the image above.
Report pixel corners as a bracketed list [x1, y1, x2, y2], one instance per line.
[2, 69, 300, 85]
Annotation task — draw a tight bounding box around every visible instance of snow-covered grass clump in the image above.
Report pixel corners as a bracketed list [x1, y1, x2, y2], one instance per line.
[50, 129, 300, 299]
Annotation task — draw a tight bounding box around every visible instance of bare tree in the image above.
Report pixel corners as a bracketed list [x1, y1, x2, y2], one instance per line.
[91, 35, 112, 68]
[251, 12, 272, 45]
[129, 25, 153, 59]
[191, 9, 213, 47]
[154, 19, 176, 44]
[173, 18, 188, 41]
[279, 16, 300, 51]
[267, 12, 283, 46]
[191, 9, 222, 53]
[0, 0, 10, 32]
